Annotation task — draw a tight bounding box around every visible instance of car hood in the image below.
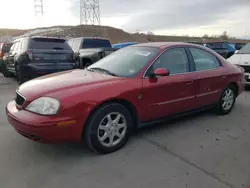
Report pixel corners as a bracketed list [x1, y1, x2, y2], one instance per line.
[228, 54, 250, 65]
[18, 69, 122, 99]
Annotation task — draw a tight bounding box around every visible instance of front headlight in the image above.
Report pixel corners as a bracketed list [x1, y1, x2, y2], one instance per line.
[25, 97, 60, 115]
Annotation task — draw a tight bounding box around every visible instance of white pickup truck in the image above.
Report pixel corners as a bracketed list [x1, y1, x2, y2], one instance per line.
[228, 43, 250, 85]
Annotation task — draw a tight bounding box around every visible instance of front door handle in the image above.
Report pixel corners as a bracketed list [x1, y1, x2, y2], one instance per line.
[185, 81, 193, 85]
[221, 75, 227, 79]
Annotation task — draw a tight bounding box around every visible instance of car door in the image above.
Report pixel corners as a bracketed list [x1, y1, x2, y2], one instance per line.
[142, 47, 196, 122]
[188, 47, 228, 107]
[8, 41, 20, 72]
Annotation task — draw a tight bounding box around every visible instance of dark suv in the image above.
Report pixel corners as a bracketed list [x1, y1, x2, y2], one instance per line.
[67, 37, 117, 68]
[2, 37, 76, 84]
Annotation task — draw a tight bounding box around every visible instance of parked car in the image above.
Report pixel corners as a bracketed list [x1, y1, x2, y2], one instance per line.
[112, 42, 138, 49]
[205, 42, 236, 58]
[203, 43, 228, 58]
[0, 42, 13, 72]
[67, 37, 117, 69]
[228, 43, 250, 85]
[1, 37, 76, 84]
[232, 43, 246, 50]
[6, 42, 245, 154]
[187, 41, 203, 45]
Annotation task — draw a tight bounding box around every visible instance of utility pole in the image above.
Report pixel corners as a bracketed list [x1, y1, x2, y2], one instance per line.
[34, 0, 44, 16]
[34, 0, 44, 28]
[80, 0, 100, 25]
[245, 28, 248, 38]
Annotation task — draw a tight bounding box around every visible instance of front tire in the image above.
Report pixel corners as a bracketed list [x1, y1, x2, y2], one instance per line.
[1, 63, 12, 77]
[215, 85, 236, 115]
[84, 103, 133, 154]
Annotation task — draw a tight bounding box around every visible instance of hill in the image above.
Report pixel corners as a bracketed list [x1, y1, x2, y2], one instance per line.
[0, 25, 249, 44]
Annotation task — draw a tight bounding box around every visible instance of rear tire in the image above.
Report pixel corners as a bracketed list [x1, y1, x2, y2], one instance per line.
[215, 85, 236, 115]
[84, 103, 133, 154]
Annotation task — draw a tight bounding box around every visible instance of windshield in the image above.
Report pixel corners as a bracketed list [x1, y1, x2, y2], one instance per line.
[239, 43, 250, 54]
[88, 46, 159, 78]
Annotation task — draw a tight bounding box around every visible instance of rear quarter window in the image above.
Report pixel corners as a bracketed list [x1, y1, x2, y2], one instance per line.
[28, 38, 71, 50]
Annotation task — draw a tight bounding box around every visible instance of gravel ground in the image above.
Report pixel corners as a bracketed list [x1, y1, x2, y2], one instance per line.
[0, 74, 250, 188]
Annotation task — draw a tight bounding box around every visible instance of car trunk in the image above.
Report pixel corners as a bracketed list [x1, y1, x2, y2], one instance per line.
[26, 49, 75, 76]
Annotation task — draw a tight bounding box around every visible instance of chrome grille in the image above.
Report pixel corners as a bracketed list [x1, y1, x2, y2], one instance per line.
[15, 92, 26, 106]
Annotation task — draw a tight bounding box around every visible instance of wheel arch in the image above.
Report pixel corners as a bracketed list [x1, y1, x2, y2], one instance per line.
[82, 98, 139, 136]
[229, 82, 239, 97]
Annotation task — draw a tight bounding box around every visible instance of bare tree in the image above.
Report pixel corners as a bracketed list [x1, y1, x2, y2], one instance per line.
[220, 31, 229, 40]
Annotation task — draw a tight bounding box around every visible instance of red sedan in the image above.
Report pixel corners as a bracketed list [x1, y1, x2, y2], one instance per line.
[6, 42, 245, 154]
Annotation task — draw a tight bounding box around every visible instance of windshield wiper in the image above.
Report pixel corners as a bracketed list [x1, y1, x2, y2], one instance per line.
[87, 67, 118, 77]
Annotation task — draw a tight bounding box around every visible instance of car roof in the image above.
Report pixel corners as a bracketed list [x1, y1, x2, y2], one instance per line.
[14, 36, 65, 42]
[133, 42, 203, 49]
[69, 37, 109, 40]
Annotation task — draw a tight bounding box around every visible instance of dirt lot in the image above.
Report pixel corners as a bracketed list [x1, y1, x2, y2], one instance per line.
[0, 74, 250, 188]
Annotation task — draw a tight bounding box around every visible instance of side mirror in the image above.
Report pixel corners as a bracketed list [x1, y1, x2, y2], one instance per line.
[150, 68, 169, 78]
[235, 50, 240, 54]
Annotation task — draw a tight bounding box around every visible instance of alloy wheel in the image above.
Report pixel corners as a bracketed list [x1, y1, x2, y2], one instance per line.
[222, 88, 234, 111]
[97, 112, 127, 147]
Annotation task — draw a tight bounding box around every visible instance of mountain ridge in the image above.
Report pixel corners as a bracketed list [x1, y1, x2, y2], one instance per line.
[0, 25, 249, 44]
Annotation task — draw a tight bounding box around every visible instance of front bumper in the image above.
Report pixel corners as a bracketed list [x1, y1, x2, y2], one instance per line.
[6, 101, 84, 143]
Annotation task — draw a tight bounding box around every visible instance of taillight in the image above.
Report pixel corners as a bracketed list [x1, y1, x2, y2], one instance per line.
[26, 50, 33, 60]
[0, 52, 4, 58]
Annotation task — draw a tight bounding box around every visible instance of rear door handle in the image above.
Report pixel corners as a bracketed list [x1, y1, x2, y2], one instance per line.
[185, 81, 193, 85]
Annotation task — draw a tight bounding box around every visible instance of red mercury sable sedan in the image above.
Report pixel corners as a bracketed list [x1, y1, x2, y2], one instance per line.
[6, 42, 245, 154]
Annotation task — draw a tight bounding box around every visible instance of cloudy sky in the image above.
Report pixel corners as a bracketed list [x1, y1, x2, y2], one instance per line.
[0, 0, 249, 38]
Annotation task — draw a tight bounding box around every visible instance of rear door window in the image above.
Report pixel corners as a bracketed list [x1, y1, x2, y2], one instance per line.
[189, 47, 221, 71]
[28, 38, 71, 50]
[82, 39, 111, 48]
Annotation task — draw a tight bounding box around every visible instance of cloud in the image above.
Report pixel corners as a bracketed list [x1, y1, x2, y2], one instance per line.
[65, 0, 250, 37]
[0, 0, 249, 38]
[120, 0, 250, 31]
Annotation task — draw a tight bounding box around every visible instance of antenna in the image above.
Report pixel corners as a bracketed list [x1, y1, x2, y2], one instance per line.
[80, 0, 100, 25]
[34, 0, 44, 16]
[245, 28, 248, 38]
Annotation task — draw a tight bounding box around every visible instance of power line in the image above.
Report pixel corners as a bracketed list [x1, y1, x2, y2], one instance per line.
[80, 0, 100, 25]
